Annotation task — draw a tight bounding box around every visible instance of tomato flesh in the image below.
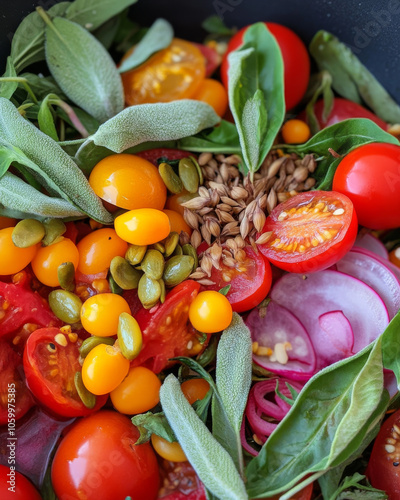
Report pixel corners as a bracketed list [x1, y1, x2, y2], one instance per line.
[257, 191, 358, 273]
[158, 460, 206, 500]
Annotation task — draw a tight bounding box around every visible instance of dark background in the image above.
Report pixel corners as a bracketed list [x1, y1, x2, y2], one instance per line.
[1, 0, 400, 102]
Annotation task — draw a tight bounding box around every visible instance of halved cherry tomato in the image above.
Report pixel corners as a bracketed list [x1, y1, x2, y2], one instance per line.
[257, 191, 358, 273]
[136, 148, 193, 167]
[158, 460, 206, 499]
[0, 465, 42, 500]
[23, 327, 107, 417]
[193, 43, 220, 77]
[0, 341, 35, 425]
[132, 281, 206, 373]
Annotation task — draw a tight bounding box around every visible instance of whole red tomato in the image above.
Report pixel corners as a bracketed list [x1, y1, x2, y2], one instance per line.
[332, 142, 400, 229]
[220, 22, 310, 110]
[52, 410, 160, 500]
[0, 465, 41, 500]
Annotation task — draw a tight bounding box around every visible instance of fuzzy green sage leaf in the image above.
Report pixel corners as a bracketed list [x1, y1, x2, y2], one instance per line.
[38, 94, 59, 141]
[0, 57, 18, 99]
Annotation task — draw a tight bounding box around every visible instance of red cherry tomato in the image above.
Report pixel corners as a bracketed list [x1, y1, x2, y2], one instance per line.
[23, 327, 107, 418]
[193, 43, 220, 77]
[158, 459, 206, 499]
[366, 409, 400, 498]
[132, 281, 207, 373]
[51, 410, 160, 500]
[257, 191, 358, 273]
[0, 465, 41, 500]
[333, 142, 400, 230]
[221, 23, 310, 110]
[136, 148, 194, 167]
[0, 341, 35, 425]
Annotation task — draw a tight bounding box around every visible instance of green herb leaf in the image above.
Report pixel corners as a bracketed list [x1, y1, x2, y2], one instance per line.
[178, 120, 241, 154]
[92, 15, 122, 50]
[20, 73, 66, 101]
[131, 411, 176, 444]
[0, 57, 18, 99]
[310, 30, 400, 124]
[118, 19, 173, 73]
[218, 285, 231, 296]
[201, 15, 235, 35]
[228, 22, 284, 178]
[160, 374, 248, 500]
[330, 473, 388, 500]
[38, 94, 59, 141]
[45, 17, 124, 123]
[305, 70, 334, 135]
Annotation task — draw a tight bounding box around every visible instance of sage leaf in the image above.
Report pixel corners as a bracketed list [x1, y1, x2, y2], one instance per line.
[310, 31, 400, 124]
[118, 19, 173, 73]
[131, 411, 176, 444]
[0, 172, 84, 218]
[20, 73, 65, 101]
[178, 120, 241, 154]
[228, 22, 284, 178]
[93, 15, 121, 50]
[45, 17, 124, 123]
[38, 95, 59, 141]
[0, 57, 18, 99]
[160, 374, 248, 500]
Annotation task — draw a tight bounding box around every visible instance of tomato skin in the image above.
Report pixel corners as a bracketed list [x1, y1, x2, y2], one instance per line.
[51, 410, 160, 500]
[333, 142, 400, 230]
[221, 23, 310, 110]
[191, 78, 228, 117]
[189, 290, 232, 333]
[151, 435, 187, 462]
[0, 227, 38, 275]
[0, 465, 42, 500]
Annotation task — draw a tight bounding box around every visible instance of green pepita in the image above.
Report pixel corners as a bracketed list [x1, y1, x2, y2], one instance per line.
[42, 218, 66, 246]
[125, 244, 147, 266]
[109, 275, 123, 295]
[138, 274, 161, 309]
[182, 244, 199, 271]
[189, 155, 204, 185]
[74, 371, 96, 409]
[12, 218, 45, 247]
[57, 261, 75, 292]
[171, 244, 183, 256]
[141, 249, 164, 280]
[79, 336, 114, 358]
[163, 255, 194, 287]
[178, 157, 199, 193]
[117, 312, 143, 361]
[164, 231, 180, 258]
[48, 289, 82, 324]
[152, 242, 165, 254]
[159, 278, 166, 303]
[159, 162, 183, 194]
[110, 256, 142, 290]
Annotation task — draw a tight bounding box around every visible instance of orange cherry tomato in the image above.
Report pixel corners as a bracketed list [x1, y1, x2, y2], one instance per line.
[110, 366, 161, 415]
[80, 293, 131, 337]
[0, 227, 38, 275]
[163, 209, 192, 236]
[281, 119, 311, 144]
[151, 434, 187, 462]
[89, 154, 167, 211]
[31, 238, 79, 287]
[165, 190, 197, 217]
[191, 78, 228, 117]
[189, 290, 233, 333]
[121, 38, 206, 106]
[77, 228, 128, 275]
[0, 217, 16, 229]
[114, 209, 171, 245]
[181, 378, 210, 405]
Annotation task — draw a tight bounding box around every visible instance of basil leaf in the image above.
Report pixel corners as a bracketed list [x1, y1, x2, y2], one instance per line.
[131, 411, 176, 444]
[228, 22, 284, 178]
[38, 95, 59, 141]
[118, 19, 173, 73]
[0, 57, 18, 99]
[178, 120, 241, 154]
[45, 17, 124, 123]
[160, 374, 248, 500]
[310, 31, 400, 124]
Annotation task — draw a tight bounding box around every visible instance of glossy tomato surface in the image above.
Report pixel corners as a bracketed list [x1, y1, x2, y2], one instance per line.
[23, 327, 107, 417]
[158, 460, 206, 500]
[0, 465, 41, 500]
[52, 411, 160, 500]
[333, 142, 400, 229]
[221, 22, 310, 110]
[257, 191, 358, 273]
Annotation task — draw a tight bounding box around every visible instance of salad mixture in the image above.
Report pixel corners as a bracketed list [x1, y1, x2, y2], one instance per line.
[1, 1, 400, 499]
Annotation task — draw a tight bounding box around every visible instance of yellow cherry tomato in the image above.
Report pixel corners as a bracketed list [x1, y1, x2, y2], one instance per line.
[151, 434, 187, 462]
[31, 238, 79, 287]
[281, 119, 311, 144]
[114, 208, 171, 246]
[163, 209, 192, 236]
[82, 343, 130, 395]
[181, 378, 210, 405]
[89, 154, 167, 211]
[110, 366, 161, 415]
[80, 293, 131, 337]
[121, 39, 206, 106]
[165, 190, 197, 217]
[189, 290, 233, 333]
[77, 228, 128, 275]
[0, 227, 38, 275]
[389, 247, 400, 268]
[191, 78, 228, 117]
[0, 217, 16, 230]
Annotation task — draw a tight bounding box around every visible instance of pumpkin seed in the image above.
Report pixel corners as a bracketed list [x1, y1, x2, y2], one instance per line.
[138, 274, 161, 309]
[159, 162, 183, 194]
[152, 242, 165, 253]
[141, 249, 164, 280]
[109, 275, 123, 295]
[163, 255, 194, 287]
[179, 157, 199, 193]
[42, 219, 66, 246]
[182, 243, 198, 271]
[117, 312, 143, 361]
[164, 231, 180, 258]
[110, 256, 142, 290]
[48, 289, 82, 324]
[189, 155, 204, 185]
[57, 261, 75, 292]
[79, 336, 114, 358]
[74, 372, 96, 409]
[159, 278, 166, 303]
[12, 218, 45, 247]
[171, 244, 183, 256]
[125, 244, 147, 266]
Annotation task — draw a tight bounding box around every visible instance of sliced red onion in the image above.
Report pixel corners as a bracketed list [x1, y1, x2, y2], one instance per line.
[355, 233, 389, 260]
[352, 246, 400, 284]
[336, 250, 400, 320]
[246, 302, 317, 381]
[318, 311, 354, 362]
[271, 270, 389, 370]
